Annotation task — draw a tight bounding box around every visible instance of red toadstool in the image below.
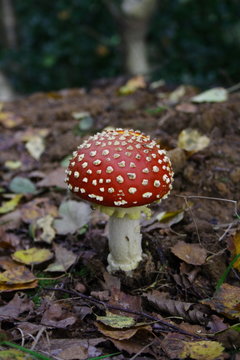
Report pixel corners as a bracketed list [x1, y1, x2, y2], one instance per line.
[65, 128, 174, 273]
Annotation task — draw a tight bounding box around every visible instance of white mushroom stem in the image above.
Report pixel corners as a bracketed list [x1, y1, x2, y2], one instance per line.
[107, 215, 143, 272]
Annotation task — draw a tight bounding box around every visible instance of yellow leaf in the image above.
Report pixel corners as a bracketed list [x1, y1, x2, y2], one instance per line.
[0, 280, 38, 292]
[0, 194, 23, 214]
[178, 128, 210, 153]
[12, 247, 53, 265]
[34, 215, 56, 244]
[180, 340, 224, 360]
[118, 75, 146, 95]
[201, 283, 240, 319]
[156, 210, 184, 226]
[0, 349, 33, 359]
[228, 231, 240, 270]
[4, 160, 22, 170]
[25, 136, 45, 160]
[0, 111, 23, 128]
[97, 311, 135, 329]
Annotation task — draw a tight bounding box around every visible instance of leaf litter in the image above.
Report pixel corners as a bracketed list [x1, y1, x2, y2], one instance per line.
[0, 81, 239, 359]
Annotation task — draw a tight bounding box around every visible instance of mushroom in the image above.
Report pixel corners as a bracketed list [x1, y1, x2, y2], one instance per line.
[65, 128, 174, 273]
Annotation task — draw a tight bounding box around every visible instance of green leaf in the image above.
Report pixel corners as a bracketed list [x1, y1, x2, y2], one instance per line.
[9, 177, 36, 194]
[97, 312, 135, 329]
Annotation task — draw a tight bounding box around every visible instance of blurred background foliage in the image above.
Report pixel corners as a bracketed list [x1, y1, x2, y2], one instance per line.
[1, 0, 240, 94]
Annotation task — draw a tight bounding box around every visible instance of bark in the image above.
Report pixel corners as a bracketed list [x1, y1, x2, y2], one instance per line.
[0, 0, 18, 49]
[0, 71, 15, 101]
[0, 0, 17, 100]
[105, 0, 157, 76]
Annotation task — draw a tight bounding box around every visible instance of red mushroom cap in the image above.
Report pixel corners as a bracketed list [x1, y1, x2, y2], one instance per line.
[65, 129, 174, 208]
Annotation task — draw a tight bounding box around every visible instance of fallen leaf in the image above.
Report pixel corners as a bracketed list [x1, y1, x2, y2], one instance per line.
[61, 155, 72, 168]
[9, 176, 36, 194]
[0, 293, 34, 321]
[4, 160, 22, 170]
[0, 265, 36, 284]
[118, 75, 146, 95]
[37, 167, 66, 188]
[156, 210, 184, 226]
[54, 200, 91, 235]
[44, 244, 77, 272]
[0, 280, 38, 292]
[25, 135, 45, 160]
[162, 333, 224, 360]
[168, 85, 187, 103]
[191, 87, 228, 103]
[16, 128, 49, 142]
[97, 311, 136, 329]
[0, 228, 20, 249]
[12, 247, 53, 265]
[0, 194, 23, 214]
[227, 231, 240, 270]
[41, 303, 77, 328]
[0, 111, 23, 128]
[0, 349, 31, 359]
[20, 198, 58, 224]
[180, 340, 224, 360]
[201, 283, 240, 319]
[35, 338, 105, 360]
[176, 102, 198, 113]
[178, 128, 210, 153]
[96, 322, 151, 340]
[144, 290, 207, 324]
[171, 241, 207, 266]
[34, 215, 56, 244]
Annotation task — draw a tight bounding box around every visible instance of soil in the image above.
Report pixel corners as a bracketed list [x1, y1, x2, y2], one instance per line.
[0, 79, 240, 359]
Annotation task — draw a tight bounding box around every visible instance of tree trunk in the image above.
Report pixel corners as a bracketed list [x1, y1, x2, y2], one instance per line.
[0, 0, 17, 100]
[105, 0, 157, 76]
[0, 0, 18, 49]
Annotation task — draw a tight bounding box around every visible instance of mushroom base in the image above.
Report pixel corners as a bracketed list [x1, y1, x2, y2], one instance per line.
[107, 215, 143, 272]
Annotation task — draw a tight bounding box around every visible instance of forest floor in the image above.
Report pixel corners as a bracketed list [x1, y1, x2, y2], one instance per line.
[0, 77, 240, 360]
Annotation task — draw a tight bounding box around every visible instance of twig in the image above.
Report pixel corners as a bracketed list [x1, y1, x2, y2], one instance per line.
[176, 195, 239, 219]
[44, 287, 205, 340]
[129, 340, 155, 360]
[31, 326, 46, 350]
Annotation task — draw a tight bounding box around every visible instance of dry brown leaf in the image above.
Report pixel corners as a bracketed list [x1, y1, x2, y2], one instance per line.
[0, 293, 34, 321]
[0, 228, 20, 249]
[44, 243, 77, 272]
[176, 103, 198, 113]
[37, 167, 66, 188]
[111, 330, 154, 355]
[41, 303, 77, 328]
[20, 198, 58, 224]
[144, 290, 208, 324]
[96, 321, 151, 340]
[35, 338, 105, 360]
[171, 240, 207, 265]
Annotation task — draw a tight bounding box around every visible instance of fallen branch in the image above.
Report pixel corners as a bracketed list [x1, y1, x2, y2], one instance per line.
[45, 286, 206, 340]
